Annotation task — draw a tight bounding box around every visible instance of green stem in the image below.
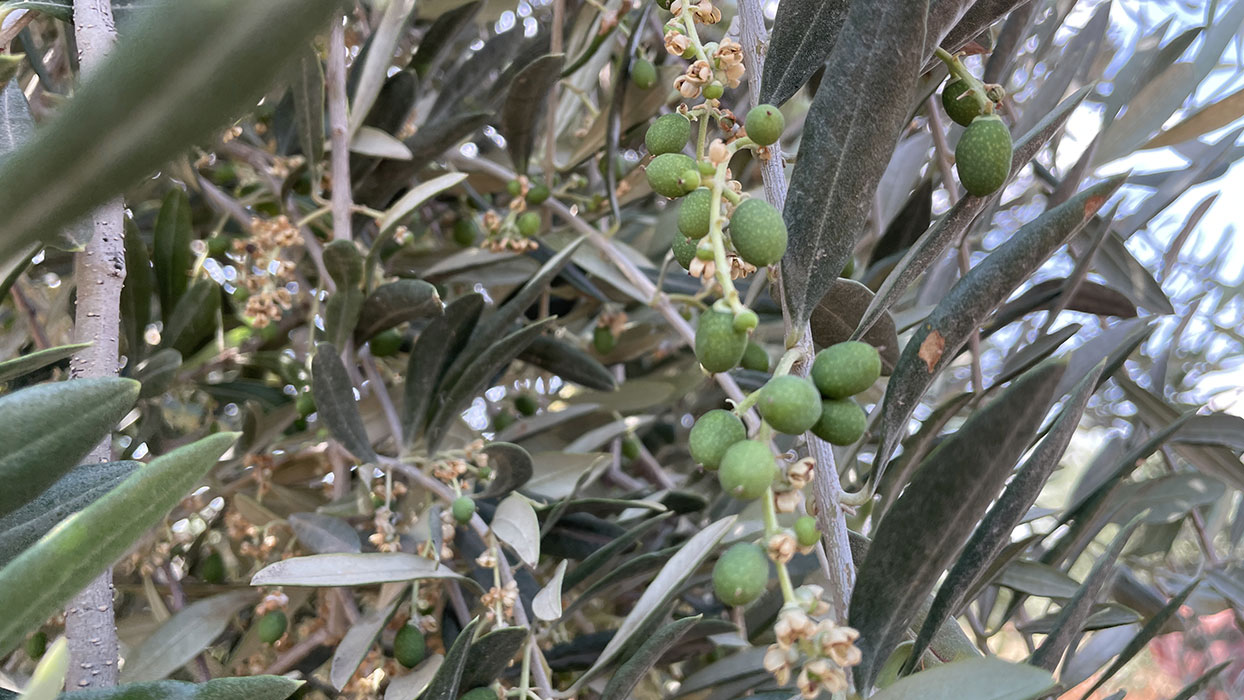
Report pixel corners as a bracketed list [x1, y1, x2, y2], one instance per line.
[772, 347, 803, 378]
[733, 387, 763, 415]
[679, 9, 708, 61]
[706, 160, 745, 312]
[696, 113, 710, 161]
[932, 47, 992, 115]
[762, 486, 797, 603]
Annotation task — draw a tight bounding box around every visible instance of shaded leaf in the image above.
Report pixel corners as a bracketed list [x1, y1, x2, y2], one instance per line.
[153, 188, 193, 319]
[563, 513, 672, 590]
[0, 0, 340, 265]
[288, 45, 324, 169]
[351, 126, 413, 159]
[354, 279, 442, 342]
[491, 493, 540, 567]
[854, 87, 1093, 340]
[0, 343, 91, 384]
[0, 377, 139, 519]
[121, 590, 256, 682]
[781, 0, 930, 328]
[160, 278, 220, 357]
[288, 513, 362, 554]
[459, 626, 529, 689]
[331, 583, 406, 690]
[348, 0, 417, 138]
[852, 359, 1067, 688]
[875, 176, 1125, 469]
[0, 461, 137, 566]
[994, 324, 1081, 387]
[0, 432, 237, 658]
[759, 0, 850, 106]
[518, 335, 616, 392]
[421, 617, 481, 700]
[377, 172, 469, 237]
[47, 676, 301, 700]
[986, 279, 1137, 333]
[574, 517, 735, 688]
[601, 615, 701, 700]
[1145, 83, 1244, 149]
[1029, 520, 1140, 671]
[251, 553, 476, 588]
[408, 2, 481, 77]
[324, 289, 364, 350]
[402, 294, 485, 446]
[323, 239, 365, 290]
[500, 53, 564, 174]
[936, 0, 1036, 60]
[1080, 578, 1198, 699]
[869, 178, 933, 266]
[357, 112, 491, 210]
[1169, 661, 1231, 700]
[995, 560, 1081, 599]
[1054, 316, 1153, 397]
[425, 317, 556, 454]
[478, 442, 535, 499]
[311, 343, 379, 464]
[1175, 413, 1244, 452]
[133, 348, 182, 399]
[869, 657, 1054, 700]
[1112, 473, 1225, 525]
[810, 278, 900, 374]
[120, 217, 154, 360]
[384, 655, 443, 700]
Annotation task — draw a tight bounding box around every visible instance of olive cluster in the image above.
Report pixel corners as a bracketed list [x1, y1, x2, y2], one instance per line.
[939, 57, 1013, 197]
[687, 341, 879, 609]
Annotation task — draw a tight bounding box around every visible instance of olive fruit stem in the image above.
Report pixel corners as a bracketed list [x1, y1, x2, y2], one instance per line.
[762, 486, 798, 603]
[773, 347, 803, 378]
[696, 111, 710, 161]
[933, 46, 993, 115]
[678, 6, 709, 62]
[706, 159, 746, 313]
[733, 387, 763, 415]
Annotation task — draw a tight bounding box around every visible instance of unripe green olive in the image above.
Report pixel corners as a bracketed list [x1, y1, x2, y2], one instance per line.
[695, 309, 748, 373]
[645, 113, 691, 156]
[955, 115, 1012, 197]
[393, 623, 426, 668]
[593, 325, 617, 354]
[811, 397, 867, 446]
[744, 104, 785, 147]
[452, 218, 478, 247]
[740, 341, 769, 372]
[718, 439, 776, 500]
[811, 341, 882, 399]
[712, 542, 770, 606]
[756, 375, 823, 435]
[452, 496, 475, 524]
[257, 610, 288, 644]
[728, 198, 787, 267]
[672, 235, 697, 269]
[689, 409, 746, 470]
[941, 77, 984, 127]
[369, 329, 403, 357]
[460, 689, 498, 700]
[677, 188, 714, 239]
[703, 82, 724, 99]
[525, 183, 550, 205]
[516, 211, 542, 237]
[645, 153, 699, 198]
[631, 58, 657, 90]
[794, 516, 820, 547]
[514, 394, 538, 417]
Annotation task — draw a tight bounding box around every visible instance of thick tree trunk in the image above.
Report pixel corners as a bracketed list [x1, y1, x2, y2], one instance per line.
[65, 0, 124, 690]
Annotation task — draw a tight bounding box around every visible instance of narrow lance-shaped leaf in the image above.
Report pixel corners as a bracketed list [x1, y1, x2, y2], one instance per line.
[903, 360, 1106, 675]
[120, 216, 153, 361]
[353, 279, 442, 342]
[0, 0, 342, 268]
[1078, 578, 1198, 700]
[850, 359, 1067, 690]
[0, 342, 91, 384]
[1029, 518, 1141, 671]
[458, 627, 529, 690]
[478, 442, 535, 499]
[0, 432, 238, 658]
[868, 657, 1054, 700]
[491, 493, 540, 567]
[153, 188, 193, 318]
[425, 317, 557, 454]
[781, 0, 929, 329]
[758, 0, 850, 107]
[22, 676, 305, 700]
[311, 343, 379, 465]
[331, 583, 406, 690]
[121, 590, 257, 683]
[0, 460, 138, 567]
[1169, 661, 1231, 700]
[0, 377, 139, 519]
[439, 236, 585, 393]
[401, 294, 485, 447]
[600, 615, 702, 700]
[853, 86, 1093, 341]
[517, 335, 617, 392]
[421, 617, 482, 700]
[500, 53, 565, 174]
[289, 44, 325, 170]
[251, 553, 478, 589]
[874, 174, 1125, 471]
[571, 516, 736, 691]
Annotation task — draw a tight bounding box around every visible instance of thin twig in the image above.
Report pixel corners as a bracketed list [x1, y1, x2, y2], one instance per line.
[360, 347, 404, 449]
[160, 563, 212, 682]
[262, 627, 332, 676]
[326, 15, 354, 242]
[0, 9, 35, 49]
[736, 0, 856, 616]
[11, 280, 50, 350]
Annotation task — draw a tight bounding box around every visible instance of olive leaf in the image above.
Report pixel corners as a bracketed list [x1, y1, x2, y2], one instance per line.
[353, 279, 442, 342]
[0, 432, 237, 658]
[288, 44, 325, 170]
[601, 615, 702, 700]
[500, 53, 564, 175]
[850, 359, 1067, 689]
[402, 294, 485, 446]
[121, 590, 258, 683]
[758, 0, 850, 107]
[459, 627, 529, 689]
[153, 188, 193, 319]
[0, 0, 342, 268]
[0, 377, 139, 519]
[809, 278, 899, 374]
[874, 175, 1125, 471]
[478, 442, 535, 499]
[854, 86, 1092, 341]
[311, 343, 379, 465]
[902, 361, 1104, 674]
[421, 617, 481, 700]
[0, 343, 91, 385]
[867, 657, 1054, 700]
[518, 335, 617, 391]
[491, 493, 540, 567]
[331, 583, 406, 690]
[781, 0, 930, 329]
[251, 553, 477, 589]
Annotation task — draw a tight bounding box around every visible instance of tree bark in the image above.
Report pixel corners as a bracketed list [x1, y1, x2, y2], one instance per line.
[326, 16, 352, 242]
[66, 0, 124, 690]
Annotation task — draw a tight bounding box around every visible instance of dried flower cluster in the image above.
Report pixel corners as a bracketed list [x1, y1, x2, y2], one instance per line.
[234, 215, 302, 328]
[764, 604, 863, 697]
